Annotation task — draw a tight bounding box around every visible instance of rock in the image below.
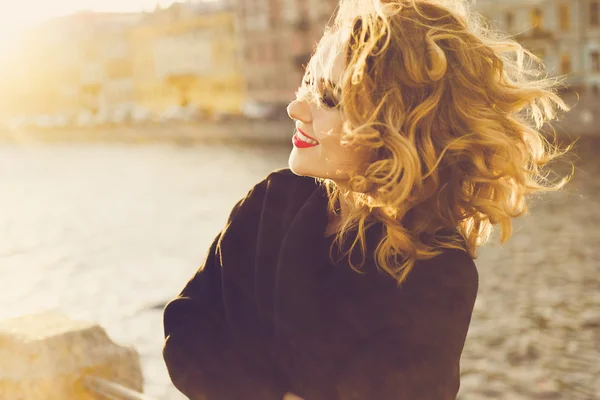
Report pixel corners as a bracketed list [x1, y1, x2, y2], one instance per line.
[458, 372, 485, 392]
[504, 335, 541, 366]
[0, 312, 143, 400]
[580, 309, 600, 328]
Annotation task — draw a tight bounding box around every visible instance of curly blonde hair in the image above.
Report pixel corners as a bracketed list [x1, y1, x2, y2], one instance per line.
[298, 0, 575, 284]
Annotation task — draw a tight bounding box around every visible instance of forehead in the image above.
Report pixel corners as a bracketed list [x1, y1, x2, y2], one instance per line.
[309, 31, 347, 85]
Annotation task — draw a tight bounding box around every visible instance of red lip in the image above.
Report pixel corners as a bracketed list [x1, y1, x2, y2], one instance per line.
[292, 134, 317, 148]
[292, 127, 320, 149]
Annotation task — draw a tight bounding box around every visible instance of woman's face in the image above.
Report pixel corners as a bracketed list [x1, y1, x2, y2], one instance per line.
[287, 38, 370, 184]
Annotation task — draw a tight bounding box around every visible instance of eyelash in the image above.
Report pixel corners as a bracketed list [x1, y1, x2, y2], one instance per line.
[302, 79, 339, 109]
[320, 91, 339, 108]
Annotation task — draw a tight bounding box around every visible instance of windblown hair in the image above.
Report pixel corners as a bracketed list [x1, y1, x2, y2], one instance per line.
[298, 0, 575, 284]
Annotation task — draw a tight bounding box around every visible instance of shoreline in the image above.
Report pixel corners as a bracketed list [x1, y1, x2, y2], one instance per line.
[0, 120, 294, 145]
[0, 118, 597, 146]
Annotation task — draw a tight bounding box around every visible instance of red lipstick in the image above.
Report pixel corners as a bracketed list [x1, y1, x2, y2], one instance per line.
[292, 128, 319, 149]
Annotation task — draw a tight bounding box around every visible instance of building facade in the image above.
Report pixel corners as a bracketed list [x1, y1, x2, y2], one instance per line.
[78, 13, 142, 117]
[234, 0, 600, 107]
[131, 2, 244, 116]
[6, 12, 141, 119]
[3, 3, 244, 122]
[476, 0, 600, 92]
[233, 0, 339, 107]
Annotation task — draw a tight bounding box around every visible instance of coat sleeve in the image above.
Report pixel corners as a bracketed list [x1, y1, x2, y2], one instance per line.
[332, 253, 478, 400]
[162, 178, 286, 400]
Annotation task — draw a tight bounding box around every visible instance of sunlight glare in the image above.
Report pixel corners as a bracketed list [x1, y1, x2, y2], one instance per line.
[0, 0, 180, 58]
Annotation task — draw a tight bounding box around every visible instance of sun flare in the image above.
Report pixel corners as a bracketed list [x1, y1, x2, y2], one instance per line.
[0, 0, 180, 59]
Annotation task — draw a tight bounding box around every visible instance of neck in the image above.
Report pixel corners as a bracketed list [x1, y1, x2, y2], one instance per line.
[325, 192, 352, 237]
[338, 193, 352, 221]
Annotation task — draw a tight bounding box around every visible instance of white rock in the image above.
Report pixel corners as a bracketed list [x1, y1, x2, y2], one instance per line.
[0, 311, 143, 400]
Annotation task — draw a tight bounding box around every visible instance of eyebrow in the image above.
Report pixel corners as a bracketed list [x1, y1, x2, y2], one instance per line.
[316, 77, 341, 95]
[304, 73, 339, 89]
[321, 78, 339, 88]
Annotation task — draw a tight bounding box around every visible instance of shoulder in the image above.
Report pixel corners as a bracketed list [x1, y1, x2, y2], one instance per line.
[229, 168, 319, 219]
[263, 168, 318, 191]
[357, 247, 478, 320]
[359, 227, 478, 298]
[412, 248, 477, 283]
[386, 247, 477, 292]
[240, 168, 317, 203]
[244, 168, 316, 194]
[401, 248, 479, 313]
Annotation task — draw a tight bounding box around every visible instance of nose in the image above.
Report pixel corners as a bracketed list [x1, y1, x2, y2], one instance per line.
[287, 99, 312, 124]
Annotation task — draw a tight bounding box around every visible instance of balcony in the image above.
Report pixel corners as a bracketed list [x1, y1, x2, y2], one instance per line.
[293, 17, 310, 32]
[516, 27, 556, 41]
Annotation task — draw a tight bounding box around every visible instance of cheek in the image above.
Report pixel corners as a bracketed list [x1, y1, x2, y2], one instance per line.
[319, 134, 369, 168]
[313, 111, 344, 138]
[313, 113, 371, 168]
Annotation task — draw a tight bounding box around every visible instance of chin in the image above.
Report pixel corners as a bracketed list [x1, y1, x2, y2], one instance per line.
[288, 151, 319, 178]
[288, 149, 348, 181]
[288, 154, 310, 177]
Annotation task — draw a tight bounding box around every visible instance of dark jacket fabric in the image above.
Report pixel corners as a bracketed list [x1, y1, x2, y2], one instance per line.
[163, 168, 478, 400]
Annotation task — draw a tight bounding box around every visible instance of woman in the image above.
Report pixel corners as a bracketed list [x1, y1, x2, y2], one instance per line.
[163, 0, 573, 399]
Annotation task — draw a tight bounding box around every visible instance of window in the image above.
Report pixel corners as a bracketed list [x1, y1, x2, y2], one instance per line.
[559, 4, 570, 31]
[253, 44, 261, 64]
[106, 59, 132, 79]
[281, 0, 299, 23]
[246, 13, 268, 31]
[532, 48, 546, 61]
[592, 1, 600, 27]
[245, 44, 252, 62]
[255, 44, 264, 64]
[308, 0, 331, 22]
[591, 51, 600, 72]
[505, 11, 515, 30]
[263, 41, 273, 63]
[271, 41, 279, 62]
[269, 4, 278, 28]
[531, 8, 543, 31]
[561, 53, 572, 74]
[104, 40, 128, 60]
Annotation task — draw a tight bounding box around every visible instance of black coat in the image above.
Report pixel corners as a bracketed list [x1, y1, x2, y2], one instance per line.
[163, 168, 478, 400]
